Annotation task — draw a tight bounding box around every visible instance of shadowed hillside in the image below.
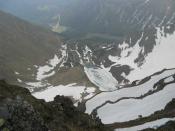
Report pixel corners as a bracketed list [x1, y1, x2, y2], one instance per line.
[0, 10, 62, 84]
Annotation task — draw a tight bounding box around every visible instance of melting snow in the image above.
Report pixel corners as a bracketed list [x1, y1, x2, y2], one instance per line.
[116, 117, 175, 131]
[36, 45, 67, 81]
[109, 32, 144, 70]
[109, 27, 175, 82]
[127, 28, 175, 82]
[14, 71, 20, 75]
[164, 76, 174, 83]
[85, 69, 175, 114]
[17, 78, 22, 83]
[97, 83, 175, 124]
[33, 84, 85, 101]
[32, 84, 95, 106]
[36, 55, 61, 81]
[84, 66, 118, 91]
[26, 81, 49, 89]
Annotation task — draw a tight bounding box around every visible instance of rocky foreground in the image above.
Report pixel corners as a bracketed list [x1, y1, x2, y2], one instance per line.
[0, 80, 111, 131]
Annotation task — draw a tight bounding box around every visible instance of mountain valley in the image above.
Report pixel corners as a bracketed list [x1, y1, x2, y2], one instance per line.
[0, 0, 175, 130]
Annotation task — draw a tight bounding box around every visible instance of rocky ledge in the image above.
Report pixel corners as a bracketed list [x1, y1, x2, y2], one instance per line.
[0, 80, 111, 131]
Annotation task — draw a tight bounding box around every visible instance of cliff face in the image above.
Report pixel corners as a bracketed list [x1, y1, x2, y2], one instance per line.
[0, 80, 110, 131]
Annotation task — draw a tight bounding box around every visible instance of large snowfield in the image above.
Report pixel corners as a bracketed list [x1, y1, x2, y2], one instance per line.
[109, 27, 175, 82]
[85, 69, 175, 114]
[97, 83, 175, 123]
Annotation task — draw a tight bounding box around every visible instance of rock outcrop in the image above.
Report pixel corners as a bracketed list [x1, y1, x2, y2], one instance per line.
[0, 80, 110, 131]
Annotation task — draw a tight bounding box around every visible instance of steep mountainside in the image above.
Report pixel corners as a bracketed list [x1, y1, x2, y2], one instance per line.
[0, 10, 61, 85]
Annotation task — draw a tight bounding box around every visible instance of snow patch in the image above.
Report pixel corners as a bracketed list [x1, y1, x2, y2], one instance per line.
[32, 84, 95, 106]
[14, 71, 20, 75]
[36, 55, 61, 81]
[84, 66, 118, 91]
[36, 45, 67, 81]
[164, 76, 174, 83]
[97, 83, 175, 124]
[17, 79, 22, 83]
[116, 118, 175, 131]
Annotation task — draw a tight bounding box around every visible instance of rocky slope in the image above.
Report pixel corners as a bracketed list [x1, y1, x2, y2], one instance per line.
[0, 10, 62, 86]
[0, 80, 110, 131]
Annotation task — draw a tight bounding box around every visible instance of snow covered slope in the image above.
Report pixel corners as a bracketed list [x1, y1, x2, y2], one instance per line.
[98, 83, 175, 123]
[33, 83, 95, 106]
[84, 68, 175, 129]
[85, 69, 175, 114]
[108, 27, 175, 82]
[116, 118, 175, 131]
